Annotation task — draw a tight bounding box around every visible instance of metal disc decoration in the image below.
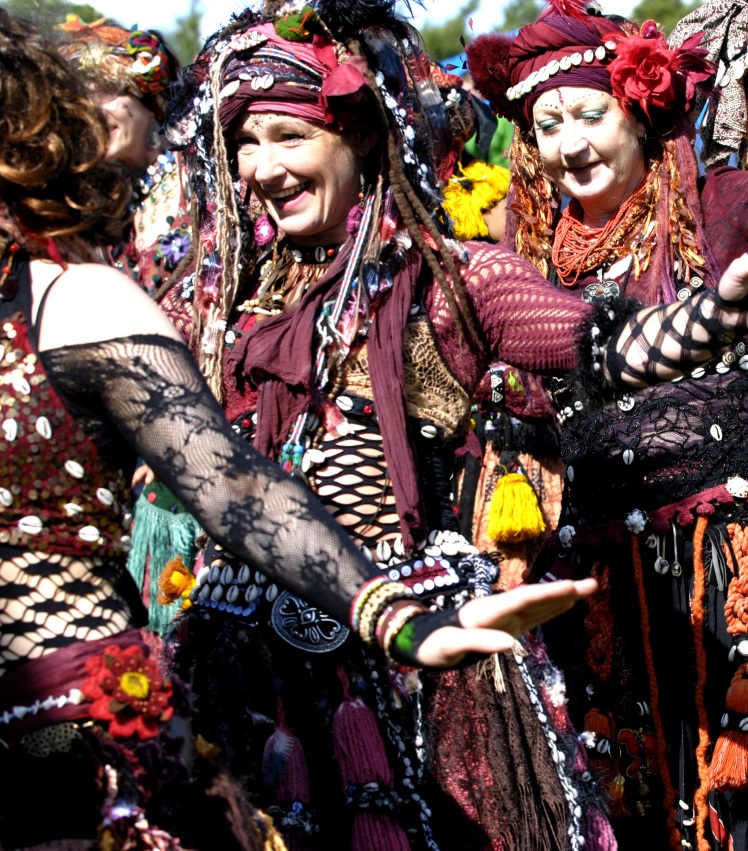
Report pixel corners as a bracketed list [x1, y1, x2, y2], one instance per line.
[270, 590, 350, 652]
[583, 279, 620, 304]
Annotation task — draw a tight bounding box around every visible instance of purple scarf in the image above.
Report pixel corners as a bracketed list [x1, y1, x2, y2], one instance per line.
[226, 242, 428, 550]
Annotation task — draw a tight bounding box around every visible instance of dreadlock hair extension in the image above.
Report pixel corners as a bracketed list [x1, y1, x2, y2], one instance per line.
[509, 130, 558, 279]
[357, 60, 483, 350]
[690, 516, 713, 851]
[635, 116, 721, 304]
[630, 533, 681, 851]
[194, 41, 250, 399]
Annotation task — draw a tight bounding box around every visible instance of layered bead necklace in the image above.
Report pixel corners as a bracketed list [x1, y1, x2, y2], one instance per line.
[552, 162, 659, 290]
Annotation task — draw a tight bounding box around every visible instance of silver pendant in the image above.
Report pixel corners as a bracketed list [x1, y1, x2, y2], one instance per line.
[583, 279, 620, 304]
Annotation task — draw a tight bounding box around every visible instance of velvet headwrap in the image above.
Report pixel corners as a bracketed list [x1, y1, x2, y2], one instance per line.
[217, 22, 369, 132]
[467, 11, 625, 132]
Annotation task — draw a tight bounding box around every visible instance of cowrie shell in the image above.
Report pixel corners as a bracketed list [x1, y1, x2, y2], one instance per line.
[12, 375, 30, 395]
[376, 540, 392, 562]
[78, 525, 100, 543]
[64, 460, 85, 479]
[2, 419, 17, 442]
[35, 417, 52, 439]
[266, 583, 279, 602]
[335, 395, 353, 412]
[64, 503, 83, 516]
[567, 465, 575, 482]
[710, 424, 723, 441]
[226, 585, 240, 604]
[421, 424, 438, 439]
[245, 585, 260, 603]
[220, 565, 234, 585]
[218, 80, 240, 101]
[18, 515, 43, 535]
[305, 448, 326, 465]
[623, 449, 635, 465]
[238, 565, 252, 585]
[96, 488, 114, 506]
[0, 488, 12, 507]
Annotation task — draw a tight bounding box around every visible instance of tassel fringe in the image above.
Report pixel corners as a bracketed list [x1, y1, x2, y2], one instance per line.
[487, 472, 546, 544]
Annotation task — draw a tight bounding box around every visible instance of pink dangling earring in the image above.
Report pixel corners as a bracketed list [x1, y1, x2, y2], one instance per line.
[347, 174, 366, 235]
[254, 213, 276, 247]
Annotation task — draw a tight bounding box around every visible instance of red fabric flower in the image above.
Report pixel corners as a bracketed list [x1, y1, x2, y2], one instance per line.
[609, 22, 714, 118]
[82, 644, 173, 740]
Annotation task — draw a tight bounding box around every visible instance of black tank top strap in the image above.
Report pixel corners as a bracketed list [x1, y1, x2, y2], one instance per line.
[0, 253, 67, 350]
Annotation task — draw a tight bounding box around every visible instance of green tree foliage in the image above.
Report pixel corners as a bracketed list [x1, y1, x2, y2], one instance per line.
[1, 0, 107, 29]
[420, 0, 479, 61]
[500, 0, 542, 33]
[630, 0, 701, 34]
[168, 0, 203, 67]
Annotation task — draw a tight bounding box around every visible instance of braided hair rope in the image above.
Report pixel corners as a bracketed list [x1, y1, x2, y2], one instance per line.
[630, 534, 681, 849]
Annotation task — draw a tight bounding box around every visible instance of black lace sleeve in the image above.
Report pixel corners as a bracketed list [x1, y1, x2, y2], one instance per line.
[40, 335, 377, 625]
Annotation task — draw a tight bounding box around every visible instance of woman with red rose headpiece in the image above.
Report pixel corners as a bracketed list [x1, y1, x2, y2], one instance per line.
[468, 2, 748, 848]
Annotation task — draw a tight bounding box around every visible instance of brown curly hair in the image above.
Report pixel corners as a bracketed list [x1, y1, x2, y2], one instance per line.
[0, 9, 131, 258]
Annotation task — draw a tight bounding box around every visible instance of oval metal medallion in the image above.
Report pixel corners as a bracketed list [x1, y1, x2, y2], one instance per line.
[270, 590, 350, 653]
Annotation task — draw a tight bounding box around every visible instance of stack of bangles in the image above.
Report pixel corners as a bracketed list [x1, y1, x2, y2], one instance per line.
[351, 576, 450, 664]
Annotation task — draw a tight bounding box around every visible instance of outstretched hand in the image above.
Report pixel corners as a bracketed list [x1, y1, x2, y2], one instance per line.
[414, 578, 598, 669]
[717, 252, 748, 305]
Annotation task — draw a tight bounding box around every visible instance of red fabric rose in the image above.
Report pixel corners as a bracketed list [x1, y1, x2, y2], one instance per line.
[609, 33, 677, 116]
[82, 644, 173, 740]
[609, 22, 714, 118]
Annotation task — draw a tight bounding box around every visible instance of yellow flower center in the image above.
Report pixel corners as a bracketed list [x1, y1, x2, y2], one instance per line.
[120, 671, 151, 700]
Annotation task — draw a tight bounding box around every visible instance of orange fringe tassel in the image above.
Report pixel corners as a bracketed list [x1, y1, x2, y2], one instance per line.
[710, 664, 748, 791]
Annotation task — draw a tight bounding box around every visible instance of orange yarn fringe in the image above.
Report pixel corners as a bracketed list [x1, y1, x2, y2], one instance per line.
[690, 516, 713, 851]
[710, 523, 748, 793]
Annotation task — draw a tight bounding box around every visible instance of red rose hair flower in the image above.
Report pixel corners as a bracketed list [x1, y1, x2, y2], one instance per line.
[83, 644, 174, 740]
[609, 20, 714, 119]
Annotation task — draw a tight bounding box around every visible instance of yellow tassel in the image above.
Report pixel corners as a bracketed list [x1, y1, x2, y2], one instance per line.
[486, 472, 546, 544]
[442, 161, 511, 241]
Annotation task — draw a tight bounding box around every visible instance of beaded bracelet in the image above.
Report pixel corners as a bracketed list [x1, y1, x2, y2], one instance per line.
[350, 575, 391, 633]
[355, 581, 414, 647]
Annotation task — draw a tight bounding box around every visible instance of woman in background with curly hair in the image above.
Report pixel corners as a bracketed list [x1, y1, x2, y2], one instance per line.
[468, 2, 748, 847]
[0, 10, 604, 849]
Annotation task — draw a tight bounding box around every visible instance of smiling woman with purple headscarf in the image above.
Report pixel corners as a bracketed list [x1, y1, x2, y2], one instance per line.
[152, 0, 748, 847]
